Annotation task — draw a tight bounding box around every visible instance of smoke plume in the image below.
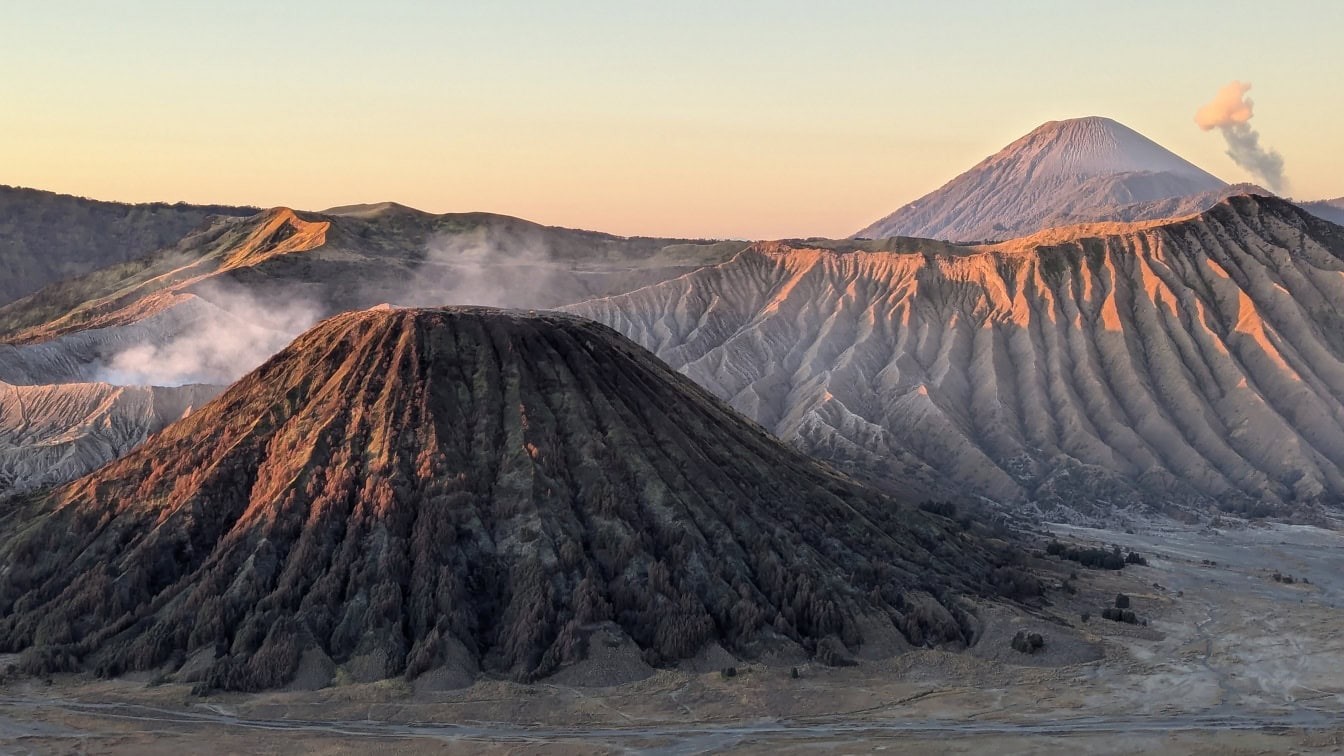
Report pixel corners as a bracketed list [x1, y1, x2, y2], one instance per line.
[1195, 81, 1287, 193]
[95, 228, 566, 387]
[96, 281, 323, 387]
[375, 227, 563, 311]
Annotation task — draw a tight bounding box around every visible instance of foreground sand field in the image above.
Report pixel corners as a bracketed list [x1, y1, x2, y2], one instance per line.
[1, 521, 1341, 754]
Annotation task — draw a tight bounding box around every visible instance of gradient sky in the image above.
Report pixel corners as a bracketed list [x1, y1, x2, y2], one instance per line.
[2, 1, 1340, 239]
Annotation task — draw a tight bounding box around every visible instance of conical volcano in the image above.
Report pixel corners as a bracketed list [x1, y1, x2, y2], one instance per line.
[0, 307, 1016, 691]
[857, 116, 1228, 242]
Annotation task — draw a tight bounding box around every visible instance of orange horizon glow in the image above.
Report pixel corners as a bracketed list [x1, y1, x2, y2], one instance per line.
[2, 2, 1340, 240]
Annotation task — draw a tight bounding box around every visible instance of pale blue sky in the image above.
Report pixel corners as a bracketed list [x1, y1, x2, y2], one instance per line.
[1, 1, 1339, 237]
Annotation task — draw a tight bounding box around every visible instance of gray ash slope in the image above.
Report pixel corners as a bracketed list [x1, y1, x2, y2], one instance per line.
[572, 195, 1344, 522]
[0, 307, 1022, 691]
[857, 116, 1227, 242]
[0, 380, 217, 495]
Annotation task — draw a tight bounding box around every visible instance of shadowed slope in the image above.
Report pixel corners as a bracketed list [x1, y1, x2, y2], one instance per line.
[0, 307, 1014, 691]
[573, 195, 1344, 520]
[1300, 197, 1344, 227]
[0, 185, 255, 306]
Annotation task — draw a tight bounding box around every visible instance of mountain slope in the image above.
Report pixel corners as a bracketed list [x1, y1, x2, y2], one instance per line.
[857, 117, 1227, 242]
[0, 307, 1016, 691]
[0, 206, 744, 384]
[0, 205, 743, 498]
[0, 381, 217, 494]
[0, 185, 255, 306]
[572, 195, 1344, 521]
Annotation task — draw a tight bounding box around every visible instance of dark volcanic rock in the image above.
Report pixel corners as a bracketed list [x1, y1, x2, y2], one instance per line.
[0, 307, 1016, 690]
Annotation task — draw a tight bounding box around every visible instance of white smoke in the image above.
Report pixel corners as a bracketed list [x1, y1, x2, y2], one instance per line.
[95, 281, 323, 387]
[93, 230, 566, 387]
[384, 228, 563, 310]
[1195, 81, 1287, 193]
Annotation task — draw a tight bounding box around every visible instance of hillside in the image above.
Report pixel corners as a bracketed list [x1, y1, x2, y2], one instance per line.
[0, 206, 744, 384]
[0, 185, 255, 306]
[0, 307, 1018, 691]
[0, 206, 743, 496]
[1300, 197, 1344, 227]
[856, 117, 1227, 242]
[572, 195, 1344, 521]
[0, 381, 217, 494]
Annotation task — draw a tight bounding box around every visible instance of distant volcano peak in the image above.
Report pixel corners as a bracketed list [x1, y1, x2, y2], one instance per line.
[857, 116, 1228, 242]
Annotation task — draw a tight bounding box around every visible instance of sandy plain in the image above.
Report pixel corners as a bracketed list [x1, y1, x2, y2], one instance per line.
[0, 520, 1340, 754]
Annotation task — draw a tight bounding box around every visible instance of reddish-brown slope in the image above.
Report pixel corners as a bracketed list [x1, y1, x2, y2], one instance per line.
[0, 307, 1019, 691]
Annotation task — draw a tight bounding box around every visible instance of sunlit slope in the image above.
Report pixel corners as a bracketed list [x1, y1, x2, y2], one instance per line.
[573, 195, 1344, 518]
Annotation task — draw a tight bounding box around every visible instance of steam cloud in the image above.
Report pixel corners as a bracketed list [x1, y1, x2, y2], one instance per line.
[95, 217, 585, 388]
[380, 229, 562, 310]
[96, 282, 322, 387]
[1195, 81, 1287, 193]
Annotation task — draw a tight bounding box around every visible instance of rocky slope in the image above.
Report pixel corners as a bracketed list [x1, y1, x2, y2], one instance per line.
[0, 307, 1020, 691]
[0, 185, 255, 306]
[0, 205, 744, 384]
[0, 381, 218, 495]
[856, 117, 1228, 242]
[572, 195, 1344, 521]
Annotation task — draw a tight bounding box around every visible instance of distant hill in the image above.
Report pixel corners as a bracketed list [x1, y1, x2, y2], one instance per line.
[1300, 197, 1344, 226]
[0, 185, 256, 305]
[0, 307, 1018, 690]
[0, 205, 744, 380]
[856, 116, 1228, 242]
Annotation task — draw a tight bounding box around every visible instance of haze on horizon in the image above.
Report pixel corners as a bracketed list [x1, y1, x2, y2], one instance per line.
[2, 0, 1340, 239]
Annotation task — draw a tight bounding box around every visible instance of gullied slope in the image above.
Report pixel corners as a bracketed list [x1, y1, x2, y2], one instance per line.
[572, 196, 1344, 519]
[857, 116, 1227, 242]
[0, 381, 218, 495]
[0, 185, 255, 306]
[0, 308, 1011, 691]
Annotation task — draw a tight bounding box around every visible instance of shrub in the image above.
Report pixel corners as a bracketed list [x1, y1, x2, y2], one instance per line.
[1115, 593, 1130, 609]
[1044, 541, 1134, 570]
[918, 500, 957, 519]
[1011, 630, 1045, 654]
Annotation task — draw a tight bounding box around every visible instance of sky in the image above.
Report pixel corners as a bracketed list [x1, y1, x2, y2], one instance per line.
[1, 1, 1340, 239]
